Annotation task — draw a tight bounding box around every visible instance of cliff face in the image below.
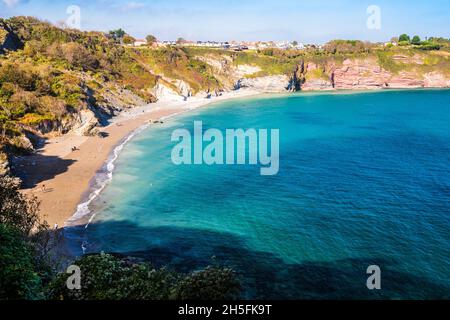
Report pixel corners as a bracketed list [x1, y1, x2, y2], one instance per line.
[299, 57, 450, 91]
[191, 52, 450, 95]
[1, 16, 450, 171]
[0, 151, 9, 176]
[235, 75, 292, 92]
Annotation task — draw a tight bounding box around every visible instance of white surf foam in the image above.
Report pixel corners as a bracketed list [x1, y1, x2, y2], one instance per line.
[66, 123, 151, 229]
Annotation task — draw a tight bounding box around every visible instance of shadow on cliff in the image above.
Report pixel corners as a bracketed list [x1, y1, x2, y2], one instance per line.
[64, 220, 449, 300]
[11, 152, 76, 189]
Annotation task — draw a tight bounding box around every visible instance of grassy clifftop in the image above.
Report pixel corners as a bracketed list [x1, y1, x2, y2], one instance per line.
[0, 17, 236, 155]
[0, 17, 160, 152]
[179, 42, 450, 87]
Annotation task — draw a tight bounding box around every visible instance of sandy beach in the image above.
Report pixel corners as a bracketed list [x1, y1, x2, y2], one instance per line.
[15, 89, 262, 227]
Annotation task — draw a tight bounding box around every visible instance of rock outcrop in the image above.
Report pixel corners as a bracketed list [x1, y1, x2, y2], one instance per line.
[173, 53, 450, 95]
[70, 109, 99, 136]
[0, 151, 9, 176]
[423, 72, 450, 87]
[299, 58, 450, 91]
[235, 75, 292, 92]
[151, 82, 186, 102]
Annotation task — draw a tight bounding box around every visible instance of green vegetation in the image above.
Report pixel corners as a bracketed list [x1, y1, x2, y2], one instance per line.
[0, 174, 241, 300]
[411, 35, 421, 45]
[305, 67, 329, 81]
[108, 29, 126, 43]
[48, 253, 241, 300]
[0, 16, 159, 153]
[0, 16, 449, 300]
[0, 224, 44, 300]
[395, 33, 450, 51]
[323, 40, 373, 54]
[399, 34, 411, 43]
[375, 45, 450, 76]
[135, 47, 222, 93]
[0, 16, 448, 161]
[0, 175, 53, 300]
[122, 34, 135, 45]
[376, 50, 405, 74]
[232, 49, 298, 77]
[146, 35, 157, 46]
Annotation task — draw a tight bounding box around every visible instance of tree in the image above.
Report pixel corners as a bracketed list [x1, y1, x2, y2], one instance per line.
[292, 41, 298, 47]
[399, 34, 410, 43]
[0, 175, 41, 235]
[324, 40, 370, 54]
[146, 35, 157, 46]
[173, 266, 241, 300]
[0, 224, 44, 300]
[109, 29, 126, 43]
[60, 42, 100, 71]
[411, 35, 421, 45]
[122, 35, 135, 45]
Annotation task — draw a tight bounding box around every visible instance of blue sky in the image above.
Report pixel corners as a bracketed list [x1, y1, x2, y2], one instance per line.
[1, 0, 449, 43]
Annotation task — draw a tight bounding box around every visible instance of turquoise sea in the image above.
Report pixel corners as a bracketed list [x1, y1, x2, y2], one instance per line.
[67, 89, 450, 299]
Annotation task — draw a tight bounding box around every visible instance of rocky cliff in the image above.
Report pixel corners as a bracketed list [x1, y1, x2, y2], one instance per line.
[1, 16, 450, 176]
[298, 56, 450, 91]
[186, 50, 450, 95]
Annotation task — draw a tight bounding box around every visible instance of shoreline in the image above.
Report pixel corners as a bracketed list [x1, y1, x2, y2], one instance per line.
[17, 89, 263, 228]
[17, 87, 450, 228]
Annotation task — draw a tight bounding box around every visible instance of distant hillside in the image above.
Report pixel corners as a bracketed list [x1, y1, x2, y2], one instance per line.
[0, 16, 449, 175]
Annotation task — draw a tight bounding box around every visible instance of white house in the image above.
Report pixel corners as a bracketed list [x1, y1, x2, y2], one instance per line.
[133, 39, 147, 47]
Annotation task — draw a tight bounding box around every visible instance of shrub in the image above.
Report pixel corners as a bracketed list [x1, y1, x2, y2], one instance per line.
[411, 35, 421, 45]
[173, 266, 241, 300]
[0, 63, 39, 91]
[123, 35, 135, 45]
[418, 43, 442, 51]
[60, 42, 100, 71]
[324, 40, 372, 54]
[0, 224, 44, 300]
[0, 175, 41, 235]
[146, 35, 157, 46]
[399, 34, 411, 43]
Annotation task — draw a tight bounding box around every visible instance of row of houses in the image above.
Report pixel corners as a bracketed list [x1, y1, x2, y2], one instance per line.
[131, 38, 317, 51]
[185, 40, 307, 50]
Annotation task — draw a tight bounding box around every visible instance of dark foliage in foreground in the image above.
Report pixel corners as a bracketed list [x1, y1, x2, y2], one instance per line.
[0, 175, 41, 235]
[47, 253, 241, 300]
[0, 224, 43, 299]
[0, 175, 241, 300]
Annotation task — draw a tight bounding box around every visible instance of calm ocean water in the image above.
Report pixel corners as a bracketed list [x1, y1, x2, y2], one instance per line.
[67, 89, 450, 299]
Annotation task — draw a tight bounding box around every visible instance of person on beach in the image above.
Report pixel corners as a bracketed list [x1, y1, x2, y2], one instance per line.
[41, 184, 46, 192]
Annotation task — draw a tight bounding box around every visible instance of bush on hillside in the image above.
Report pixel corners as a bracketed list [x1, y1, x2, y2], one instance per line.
[0, 175, 41, 235]
[0, 224, 44, 300]
[47, 253, 242, 300]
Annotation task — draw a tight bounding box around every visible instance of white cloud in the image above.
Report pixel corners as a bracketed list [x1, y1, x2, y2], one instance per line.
[2, 0, 21, 8]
